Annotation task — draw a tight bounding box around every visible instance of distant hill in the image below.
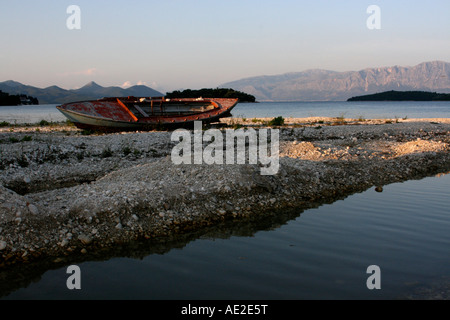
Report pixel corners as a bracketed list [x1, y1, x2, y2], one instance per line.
[0, 80, 164, 104]
[166, 88, 256, 102]
[348, 90, 450, 101]
[220, 61, 450, 101]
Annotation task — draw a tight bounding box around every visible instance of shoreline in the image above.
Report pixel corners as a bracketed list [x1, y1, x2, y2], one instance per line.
[1, 117, 450, 297]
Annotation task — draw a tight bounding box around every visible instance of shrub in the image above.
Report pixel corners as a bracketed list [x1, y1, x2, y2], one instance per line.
[122, 146, 132, 156]
[268, 116, 285, 126]
[101, 147, 113, 158]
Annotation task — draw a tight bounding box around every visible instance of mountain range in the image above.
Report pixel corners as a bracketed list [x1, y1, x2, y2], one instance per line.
[220, 61, 450, 101]
[2, 61, 450, 104]
[0, 81, 163, 104]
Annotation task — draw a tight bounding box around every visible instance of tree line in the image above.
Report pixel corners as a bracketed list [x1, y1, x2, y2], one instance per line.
[348, 90, 450, 101]
[0, 90, 39, 106]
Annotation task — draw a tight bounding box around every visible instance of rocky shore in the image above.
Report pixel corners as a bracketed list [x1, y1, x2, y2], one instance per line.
[0, 117, 449, 297]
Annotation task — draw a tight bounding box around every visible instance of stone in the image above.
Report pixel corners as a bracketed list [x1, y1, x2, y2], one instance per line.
[27, 204, 39, 215]
[78, 234, 92, 245]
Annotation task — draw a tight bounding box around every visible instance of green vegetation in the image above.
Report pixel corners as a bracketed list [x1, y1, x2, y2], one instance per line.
[348, 90, 450, 101]
[227, 117, 243, 130]
[8, 135, 33, 143]
[122, 146, 132, 156]
[165, 88, 256, 102]
[100, 147, 113, 158]
[0, 90, 39, 106]
[268, 116, 285, 126]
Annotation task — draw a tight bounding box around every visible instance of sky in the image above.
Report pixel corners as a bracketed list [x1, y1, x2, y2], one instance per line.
[1, 0, 450, 93]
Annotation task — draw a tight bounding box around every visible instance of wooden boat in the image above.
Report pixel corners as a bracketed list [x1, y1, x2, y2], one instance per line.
[56, 96, 239, 131]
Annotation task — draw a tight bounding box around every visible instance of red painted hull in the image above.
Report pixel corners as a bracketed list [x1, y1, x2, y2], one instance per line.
[56, 96, 238, 131]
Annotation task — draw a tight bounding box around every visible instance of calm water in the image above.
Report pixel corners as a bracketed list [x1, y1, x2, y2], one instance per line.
[0, 104, 65, 124]
[233, 101, 450, 119]
[0, 101, 449, 124]
[2, 173, 450, 300]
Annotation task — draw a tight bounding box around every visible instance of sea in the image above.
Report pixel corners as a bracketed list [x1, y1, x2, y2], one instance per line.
[0, 101, 449, 301]
[0, 100, 450, 123]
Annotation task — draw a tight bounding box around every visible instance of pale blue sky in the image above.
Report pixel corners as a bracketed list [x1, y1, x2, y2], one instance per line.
[1, 0, 449, 93]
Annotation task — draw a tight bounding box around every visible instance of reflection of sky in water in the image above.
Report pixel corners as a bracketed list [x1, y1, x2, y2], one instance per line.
[2, 173, 450, 300]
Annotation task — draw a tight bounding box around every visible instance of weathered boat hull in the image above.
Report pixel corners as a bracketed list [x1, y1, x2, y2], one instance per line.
[56, 97, 238, 131]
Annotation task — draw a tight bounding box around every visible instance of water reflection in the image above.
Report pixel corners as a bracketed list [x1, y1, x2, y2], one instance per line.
[1, 172, 450, 299]
[0, 201, 314, 298]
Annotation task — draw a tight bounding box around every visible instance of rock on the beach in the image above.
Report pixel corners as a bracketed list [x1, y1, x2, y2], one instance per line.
[27, 203, 39, 215]
[78, 234, 92, 245]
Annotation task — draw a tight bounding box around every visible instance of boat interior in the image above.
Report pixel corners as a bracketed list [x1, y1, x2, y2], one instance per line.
[118, 98, 217, 118]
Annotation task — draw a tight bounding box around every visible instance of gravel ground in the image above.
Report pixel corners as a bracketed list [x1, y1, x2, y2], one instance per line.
[0, 117, 449, 299]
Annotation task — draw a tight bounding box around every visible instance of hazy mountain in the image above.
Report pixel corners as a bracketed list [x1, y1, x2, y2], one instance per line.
[3, 61, 449, 103]
[75, 81, 105, 94]
[220, 61, 450, 101]
[0, 80, 163, 104]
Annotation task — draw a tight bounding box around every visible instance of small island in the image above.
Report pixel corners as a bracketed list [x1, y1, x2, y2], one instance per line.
[0, 90, 39, 106]
[348, 90, 450, 101]
[166, 88, 256, 102]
